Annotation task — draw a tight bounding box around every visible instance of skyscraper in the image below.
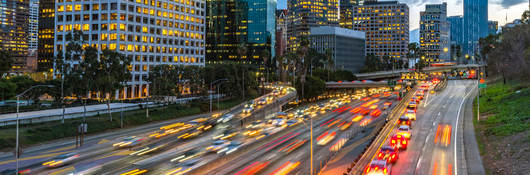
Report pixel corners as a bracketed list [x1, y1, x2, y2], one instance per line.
[339, 0, 362, 29]
[351, 1, 409, 60]
[420, 2, 450, 62]
[463, 0, 488, 58]
[448, 16, 463, 62]
[0, 0, 30, 73]
[287, 0, 339, 51]
[37, 0, 55, 72]
[276, 9, 288, 56]
[206, 0, 276, 64]
[55, 0, 206, 99]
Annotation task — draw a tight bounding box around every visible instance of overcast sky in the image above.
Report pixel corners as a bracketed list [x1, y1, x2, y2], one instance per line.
[276, 0, 530, 30]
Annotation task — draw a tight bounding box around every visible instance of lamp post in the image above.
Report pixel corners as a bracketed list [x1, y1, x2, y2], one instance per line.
[209, 78, 228, 113]
[16, 84, 54, 174]
[300, 116, 314, 175]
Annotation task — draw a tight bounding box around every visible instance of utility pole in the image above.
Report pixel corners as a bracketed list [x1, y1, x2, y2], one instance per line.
[310, 117, 313, 175]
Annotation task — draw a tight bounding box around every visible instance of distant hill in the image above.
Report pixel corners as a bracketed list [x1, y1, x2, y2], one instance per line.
[410, 28, 419, 43]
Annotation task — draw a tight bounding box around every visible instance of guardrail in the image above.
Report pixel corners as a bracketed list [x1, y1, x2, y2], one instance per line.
[349, 86, 417, 174]
[0, 103, 163, 127]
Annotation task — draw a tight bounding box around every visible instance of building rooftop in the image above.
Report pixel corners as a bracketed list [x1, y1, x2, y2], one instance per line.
[309, 26, 365, 39]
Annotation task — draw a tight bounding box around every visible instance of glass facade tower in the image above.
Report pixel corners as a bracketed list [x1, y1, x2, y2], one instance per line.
[463, 0, 488, 58]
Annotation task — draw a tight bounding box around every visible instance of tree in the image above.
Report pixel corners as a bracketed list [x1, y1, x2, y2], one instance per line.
[0, 51, 13, 77]
[296, 76, 325, 100]
[97, 49, 132, 121]
[237, 43, 248, 60]
[407, 43, 423, 69]
[148, 65, 176, 99]
[0, 79, 16, 100]
[260, 49, 271, 83]
[325, 48, 334, 81]
[296, 36, 310, 99]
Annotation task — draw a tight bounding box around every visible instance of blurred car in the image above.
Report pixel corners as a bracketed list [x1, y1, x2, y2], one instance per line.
[377, 146, 399, 164]
[272, 90, 280, 96]
[339, 122, 352, 130]
[42, 153, 80, 168]
[113, 136, 146, 148]
[246, 120, 264, 129]
[213, 130, 239, 140]
[171, 149, 204, 163]
[242, 107, 254, 114]
[217, 141, 242, 154]
[217, 114, 234, 123]
[405, 110, 416, 120]
[189, 118, 208, 125]
[351, 114, 364, 122]
[257, 99, 267, 105]
[382, 102, 392, 110]
[166, 159, 199, 175]
[407, 101, 417, 110]
[370, 109, 382, 118]
[397, 116, 412, 128]
[286, 119, 299, 127]
[390, 134, 408, 150]
[316, 130, 336, 145]
[365, 160, 392, 175]
[396, 125, 412, 139]
[178, 130, 203, 139]
[206, 140, 230, 152]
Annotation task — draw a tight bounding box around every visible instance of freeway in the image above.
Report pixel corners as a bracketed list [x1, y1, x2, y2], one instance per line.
[391, 80, 476, 175]
[202, 91, 398, 175]
[0, 86, 295, 175]
[355, 80, 478, 175]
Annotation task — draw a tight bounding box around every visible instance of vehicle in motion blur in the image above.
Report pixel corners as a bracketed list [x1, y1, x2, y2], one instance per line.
[42, 153, 80, 168]
[396, 125, 412, 139]
[113, 136, 146, 148]
[376, 146, 399, 164]
[365, 160, 391, 175]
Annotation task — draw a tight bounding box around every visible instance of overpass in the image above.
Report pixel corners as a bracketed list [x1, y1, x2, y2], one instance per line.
[355, 64, 485, 79]
[325, 80, 405, 89]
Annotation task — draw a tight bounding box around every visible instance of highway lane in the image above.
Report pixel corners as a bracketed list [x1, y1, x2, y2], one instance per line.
[390, 80, 476, 175]
[5, 86, 294, 174]
[207, 94, 397, 175]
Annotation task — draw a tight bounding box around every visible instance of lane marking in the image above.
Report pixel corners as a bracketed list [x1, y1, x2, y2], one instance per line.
[416, 156, 423, 169]
[43, 145, 76, 154]
[0, 151, 73, 165]
[454, 81, 475, 175]
[98, 139, 110, 144]
[438, 112, 441, 116]
[49, 166, 74, 175]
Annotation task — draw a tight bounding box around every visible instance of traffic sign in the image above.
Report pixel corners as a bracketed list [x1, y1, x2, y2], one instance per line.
[479, 84, 487, 88]
[480, 78, 485, 84]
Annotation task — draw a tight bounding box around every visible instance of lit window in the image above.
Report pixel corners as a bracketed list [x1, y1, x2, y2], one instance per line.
[109, 43, 116, 50]
[58, 5, 64, 12]
[82, 24, 90, 31]
[75, 5, 82, 11]
[66, 5, 72, 12]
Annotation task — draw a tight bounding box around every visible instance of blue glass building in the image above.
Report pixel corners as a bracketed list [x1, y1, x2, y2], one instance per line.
[206, 0, 276, 63]
[448, 16, 464, 45]
[463, 0, 488, 58]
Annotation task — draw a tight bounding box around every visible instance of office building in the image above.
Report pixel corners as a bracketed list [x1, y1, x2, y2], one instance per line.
[309, 26, 365, 73]
[419, 2, 450, 62]
[287, 0, 339, 51]
[55, 0, 206, 99]
[339, 0, 363, 29]
[276, 9, 288, 56]
[206, 0, 276, 64]
[0, 0, 29, 73]
[448, 16, 463, 62]
[488, 20, 498, 35]
[351, 1, 409, 60]
[29, 0, 39, 51]
[463, 0, 488, 57]
[38, 0, 55, 72]
[448, 16, 463, 45]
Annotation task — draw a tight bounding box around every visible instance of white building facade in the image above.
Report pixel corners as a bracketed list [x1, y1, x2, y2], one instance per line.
[54, 0, 206, 99]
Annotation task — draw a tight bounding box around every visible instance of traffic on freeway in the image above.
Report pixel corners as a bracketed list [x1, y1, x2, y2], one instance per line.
[2, 84, 406, 175]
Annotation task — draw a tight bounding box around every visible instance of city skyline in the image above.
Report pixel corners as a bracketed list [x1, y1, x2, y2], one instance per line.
[276, 0, 529, 30]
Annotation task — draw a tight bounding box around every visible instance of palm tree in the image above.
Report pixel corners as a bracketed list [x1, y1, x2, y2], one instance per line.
[324, 48, 334, 81]
[0, 51, 13, 77]
[237, 43, 248, 60]
[260, 49, 271, 83]
[296, 36, 310, 99]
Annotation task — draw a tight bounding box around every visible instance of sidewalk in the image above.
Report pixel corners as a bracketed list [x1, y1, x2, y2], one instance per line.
[463, 90, 486, 174]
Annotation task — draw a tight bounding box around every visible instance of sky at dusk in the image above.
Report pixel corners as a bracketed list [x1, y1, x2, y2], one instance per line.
[276, 0, 530, 30]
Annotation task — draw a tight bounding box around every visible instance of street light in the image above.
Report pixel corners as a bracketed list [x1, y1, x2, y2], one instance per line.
[15, 84, 54, 174]
[210, 78, 228, 113]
